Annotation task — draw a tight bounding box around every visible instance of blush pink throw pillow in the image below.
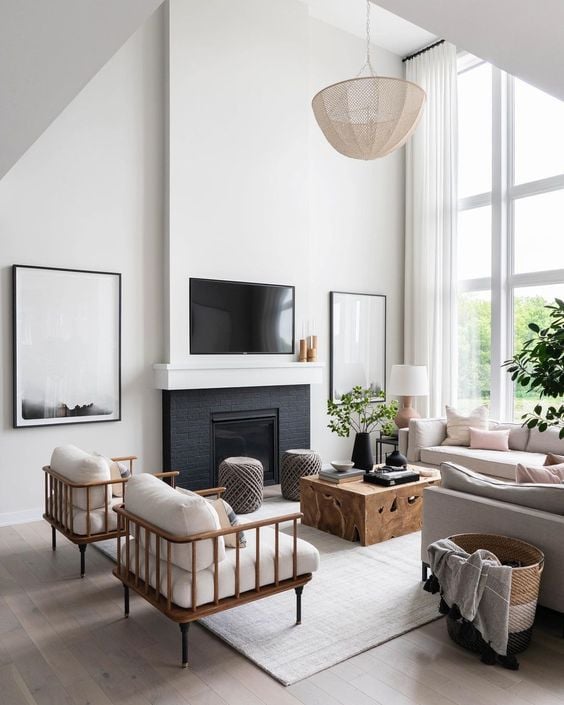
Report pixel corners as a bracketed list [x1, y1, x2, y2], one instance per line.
[469, 427, 510, 451]
[516, 462, 564, 484]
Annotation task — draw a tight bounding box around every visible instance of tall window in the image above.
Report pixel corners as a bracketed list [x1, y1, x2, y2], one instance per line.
[456, 54, 564, 421]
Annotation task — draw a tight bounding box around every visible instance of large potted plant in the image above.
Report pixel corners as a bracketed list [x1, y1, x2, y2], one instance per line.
[504, 297, 564, 438]
[327, 386, 398, 470]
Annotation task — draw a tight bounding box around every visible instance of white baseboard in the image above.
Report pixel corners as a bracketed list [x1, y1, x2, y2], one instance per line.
[0, 507, 43, 527]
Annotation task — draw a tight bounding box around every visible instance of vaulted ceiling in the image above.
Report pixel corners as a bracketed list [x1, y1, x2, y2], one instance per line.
[1, 0, 562, 182]
[373, 0, 564, 100]
[0, 0, 165, 180]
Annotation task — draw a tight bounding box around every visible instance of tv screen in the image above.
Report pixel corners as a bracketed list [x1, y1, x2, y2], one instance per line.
[190, 278, 295, 354]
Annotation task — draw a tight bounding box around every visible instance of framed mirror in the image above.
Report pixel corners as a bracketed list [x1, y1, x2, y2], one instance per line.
[329, 291, 386, 402]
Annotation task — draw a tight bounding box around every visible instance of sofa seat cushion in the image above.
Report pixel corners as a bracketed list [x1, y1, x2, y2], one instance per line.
[441, 462, 564, 515]
[420, 446, 546, 480]
[50, 445, 111, 510]
[122, 526, 320, 609]
[71, 497, 122, 535]
[125, 473, 224, 572]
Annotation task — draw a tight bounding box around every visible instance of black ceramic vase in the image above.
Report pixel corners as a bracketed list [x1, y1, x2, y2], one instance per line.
[351, 432, 374, 471]
[386, 449, 408, 468]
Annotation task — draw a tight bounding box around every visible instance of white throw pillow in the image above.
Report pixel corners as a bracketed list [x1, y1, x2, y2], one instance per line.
[442, 405, 489, 446]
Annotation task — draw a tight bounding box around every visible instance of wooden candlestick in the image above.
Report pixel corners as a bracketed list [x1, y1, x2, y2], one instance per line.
[307, 334, 318, 362]
[299, 338, 307, 362]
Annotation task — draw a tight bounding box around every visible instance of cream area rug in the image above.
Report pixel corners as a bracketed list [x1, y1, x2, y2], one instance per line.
[95, 494, 439, 685]
[202, 495, 439, 685]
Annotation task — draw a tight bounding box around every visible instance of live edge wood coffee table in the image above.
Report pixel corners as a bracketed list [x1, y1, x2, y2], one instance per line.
[300, 473, 440, 546]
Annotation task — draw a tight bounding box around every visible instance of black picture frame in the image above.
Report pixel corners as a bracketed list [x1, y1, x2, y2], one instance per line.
[12, 264, 122, 428]
[329, 291, 387, 403]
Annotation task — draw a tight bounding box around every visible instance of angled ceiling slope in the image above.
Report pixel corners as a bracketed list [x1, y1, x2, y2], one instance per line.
[374, 0, 564, 101]
[0, 0, 166, 180]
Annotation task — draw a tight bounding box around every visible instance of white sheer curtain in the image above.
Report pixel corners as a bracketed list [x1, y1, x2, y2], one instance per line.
[404, 42, 458, 418]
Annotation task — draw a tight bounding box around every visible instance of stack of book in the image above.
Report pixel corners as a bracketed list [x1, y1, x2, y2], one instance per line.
[318, 467, 365, 484]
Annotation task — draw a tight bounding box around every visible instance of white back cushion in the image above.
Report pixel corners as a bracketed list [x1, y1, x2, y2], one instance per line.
[527, 427, 564, 455]
[489, 421, 530, 451]
[50, 445, 110, 510]
[125, 474, 224, 572]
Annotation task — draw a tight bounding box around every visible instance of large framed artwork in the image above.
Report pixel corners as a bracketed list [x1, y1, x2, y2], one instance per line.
[330, 291, 386, 402]
[12, 265, 121, 428]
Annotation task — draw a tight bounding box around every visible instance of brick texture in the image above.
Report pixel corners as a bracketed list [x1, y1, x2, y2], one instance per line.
[162, 385, 310, 490]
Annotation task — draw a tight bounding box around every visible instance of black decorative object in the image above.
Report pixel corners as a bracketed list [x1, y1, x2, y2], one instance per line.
[12, 265, 121, 428]
[386, 449, 408, 467]
[351, 432, 374, 471]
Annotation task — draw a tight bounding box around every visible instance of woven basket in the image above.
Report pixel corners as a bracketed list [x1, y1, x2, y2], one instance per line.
[447, 533, 544, 655]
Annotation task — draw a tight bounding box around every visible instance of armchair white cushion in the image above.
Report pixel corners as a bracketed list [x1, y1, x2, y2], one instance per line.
[50, 445, 110, 510]
[123, 527, 320, 609]
[125, 473, 225, 572]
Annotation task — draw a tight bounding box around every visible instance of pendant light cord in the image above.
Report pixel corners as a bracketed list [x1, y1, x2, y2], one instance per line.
[357, 0, 376, 77]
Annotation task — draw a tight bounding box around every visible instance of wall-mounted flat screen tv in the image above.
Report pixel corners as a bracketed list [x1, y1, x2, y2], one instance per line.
[189, 278, 295, 354]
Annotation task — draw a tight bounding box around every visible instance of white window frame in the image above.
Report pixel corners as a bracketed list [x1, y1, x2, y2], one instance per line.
[457, 54, 564, 421]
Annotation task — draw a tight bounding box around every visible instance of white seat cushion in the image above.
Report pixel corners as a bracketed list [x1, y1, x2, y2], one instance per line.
[50, 445, 111, 510]
[71, 497, 122, 535]
[122, 525, 319, 609]
[125, 474, 224, 572]
[420, 446, 546, 480]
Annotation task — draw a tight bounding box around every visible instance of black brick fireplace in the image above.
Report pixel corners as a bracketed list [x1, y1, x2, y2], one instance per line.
[162, 385, 310, 490]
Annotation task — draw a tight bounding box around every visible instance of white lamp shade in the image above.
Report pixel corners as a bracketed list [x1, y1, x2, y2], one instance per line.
[389, 365, 429, 397]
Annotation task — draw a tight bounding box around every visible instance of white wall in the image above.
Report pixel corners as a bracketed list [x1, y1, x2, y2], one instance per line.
[167, 0, 405, 462]
[0, 0, 166, 180]
[0, 8, 165, 524]
[307, 18, 405, 461]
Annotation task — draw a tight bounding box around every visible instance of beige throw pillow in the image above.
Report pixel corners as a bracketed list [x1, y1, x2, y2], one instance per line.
[94, 453, 131, 497]
[442, 405, 489, 446]
[545, 453, 564, 466]
[207, 498, 247, 549]
[176, 487, 246, 548]
[516, 462, 564, 484]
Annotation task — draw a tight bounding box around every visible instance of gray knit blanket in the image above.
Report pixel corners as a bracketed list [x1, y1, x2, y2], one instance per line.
[428, 538, 512, 655]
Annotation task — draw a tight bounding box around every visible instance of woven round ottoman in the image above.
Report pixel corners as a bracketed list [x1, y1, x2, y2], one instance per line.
[218, 457, 264, 514]
[281, 449, 322, 501]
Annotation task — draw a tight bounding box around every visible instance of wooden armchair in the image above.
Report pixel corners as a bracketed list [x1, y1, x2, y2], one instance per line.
[43, 449, 178, 577]
[112, 474, 320, 667]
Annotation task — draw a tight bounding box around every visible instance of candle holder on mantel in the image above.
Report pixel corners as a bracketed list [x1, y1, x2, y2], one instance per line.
[298, 338, 308, 362]
[307, 335, 318, 362]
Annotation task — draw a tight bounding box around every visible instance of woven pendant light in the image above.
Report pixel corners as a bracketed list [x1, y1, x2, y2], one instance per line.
[312, 1, 426, 160]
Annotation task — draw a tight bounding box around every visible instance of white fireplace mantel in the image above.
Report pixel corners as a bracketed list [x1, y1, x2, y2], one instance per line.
[153, 360, 324, 390]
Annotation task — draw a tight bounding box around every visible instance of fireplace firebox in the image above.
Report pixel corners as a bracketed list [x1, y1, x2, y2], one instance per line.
[212, 409, 279, 485]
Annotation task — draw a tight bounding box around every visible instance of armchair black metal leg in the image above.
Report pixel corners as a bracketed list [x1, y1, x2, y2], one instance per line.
[422, 562, 429, 582]
[79, 544, 87, 577]
[51, 526, 56, 551]
[123, 584, 130, 618]
[295, 586, 304, 625]
[180, 623, 190, 668]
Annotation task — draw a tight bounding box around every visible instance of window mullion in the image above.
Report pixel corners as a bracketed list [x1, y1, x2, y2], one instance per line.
[489, 67, 509, 421]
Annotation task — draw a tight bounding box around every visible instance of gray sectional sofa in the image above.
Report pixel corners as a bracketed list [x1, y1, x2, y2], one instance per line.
[421, 462, 564, 613]
[398, 418, 564, 480]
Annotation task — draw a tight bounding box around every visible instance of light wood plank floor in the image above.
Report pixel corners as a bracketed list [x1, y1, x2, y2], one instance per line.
[1, 520, 563, 705]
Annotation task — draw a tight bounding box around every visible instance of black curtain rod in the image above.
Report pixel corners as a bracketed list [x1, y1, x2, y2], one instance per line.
[403, 39, 445, 63]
